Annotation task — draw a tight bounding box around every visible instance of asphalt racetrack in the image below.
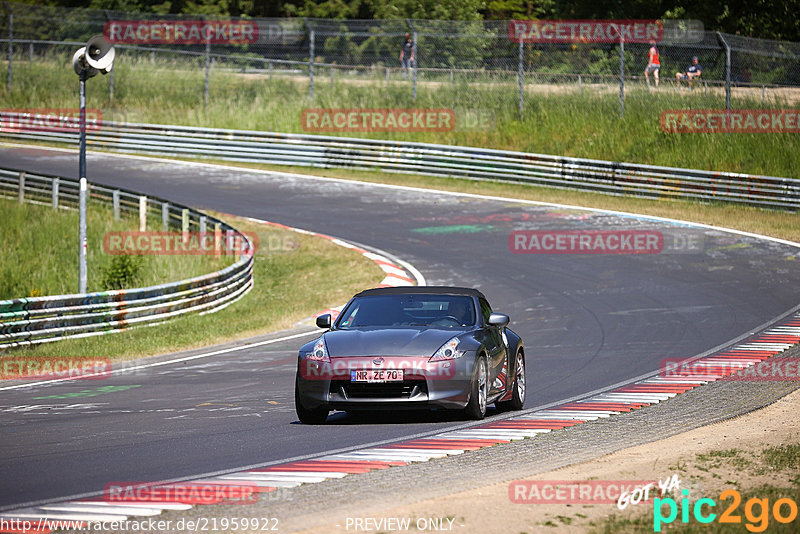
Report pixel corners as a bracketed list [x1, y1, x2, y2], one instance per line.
[2, 145, 799, 510]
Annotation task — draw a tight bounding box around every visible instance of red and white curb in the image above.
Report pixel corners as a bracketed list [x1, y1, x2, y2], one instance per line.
[3, 313, 797, 531]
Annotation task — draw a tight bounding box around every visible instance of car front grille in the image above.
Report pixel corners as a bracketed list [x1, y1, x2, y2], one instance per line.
[330, 380, 428, 399]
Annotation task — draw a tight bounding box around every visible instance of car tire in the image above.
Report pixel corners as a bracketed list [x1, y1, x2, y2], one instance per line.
[497, 350, 525, 411]
[464, 356, 488, 420]
[295, 374, 329, 424]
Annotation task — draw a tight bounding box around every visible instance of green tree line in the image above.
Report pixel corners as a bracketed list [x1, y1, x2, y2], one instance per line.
[12, 0, 800, 41]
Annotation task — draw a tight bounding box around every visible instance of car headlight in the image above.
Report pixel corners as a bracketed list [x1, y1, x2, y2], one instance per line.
[306, 337, 330, 362]
[429, 336, 464, 362]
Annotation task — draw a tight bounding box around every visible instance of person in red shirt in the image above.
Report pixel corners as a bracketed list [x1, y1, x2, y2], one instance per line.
[644, 41, 660, 88]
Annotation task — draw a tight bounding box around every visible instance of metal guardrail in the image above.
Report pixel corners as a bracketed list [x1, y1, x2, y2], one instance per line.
[0, 167, 254, 348]
[1, 120, 798, 210]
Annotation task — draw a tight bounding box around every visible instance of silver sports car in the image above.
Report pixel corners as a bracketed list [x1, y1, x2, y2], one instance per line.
[294, 286, 525, 424]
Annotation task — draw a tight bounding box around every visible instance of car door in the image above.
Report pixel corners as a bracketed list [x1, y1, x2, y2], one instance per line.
[479, 297, 508, 396]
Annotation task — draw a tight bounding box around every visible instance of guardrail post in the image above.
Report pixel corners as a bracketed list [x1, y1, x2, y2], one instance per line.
[139, 195, 147, 231]
[162, 201, 169, 229]
[181, 208, 189, 244]
[112, 189, 120, 220]
[214, 223, 222, 258]
[52, 177, 59, 210]
[17, 171, 24, 203]
[199, 215, 207, 235]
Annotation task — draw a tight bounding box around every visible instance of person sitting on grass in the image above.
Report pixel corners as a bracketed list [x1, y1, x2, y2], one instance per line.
[676, 56, 702, 90]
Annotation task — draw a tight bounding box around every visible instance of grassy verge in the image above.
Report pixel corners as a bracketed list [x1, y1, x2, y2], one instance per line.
[2, 56, 799, 178]
[0, 197, 234, 299]
[591, 444, 800, 533]
[4, 212, 385, 359]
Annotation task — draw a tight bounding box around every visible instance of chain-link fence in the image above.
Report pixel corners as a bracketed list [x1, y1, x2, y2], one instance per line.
[1, 1, 799, 123]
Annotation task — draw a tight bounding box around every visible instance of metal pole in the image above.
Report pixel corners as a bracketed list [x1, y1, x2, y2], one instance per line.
[717, 32, 731, 115]
[78, 69, 88, 294]
[109, 63, 114, 101]
[518, 40, 524, 119]
[578, 74, 582, 95]
[619, 35, 624, 118]
[330, 65, 334, 87]
[17, 171, 24, 203]
[28, 41, 32, 62]
[7, 10, 12, 93]
[412, 30, 417, 100]
[204, 22, 210, 106]
[308, 27, 315, 98]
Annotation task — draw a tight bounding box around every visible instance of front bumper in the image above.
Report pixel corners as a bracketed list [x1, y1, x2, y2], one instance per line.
[296, 354, 476, 411]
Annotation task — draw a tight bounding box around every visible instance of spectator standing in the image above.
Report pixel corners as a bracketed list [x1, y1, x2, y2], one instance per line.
[644, 41, 660, 88]
[400, 32, 414, 79]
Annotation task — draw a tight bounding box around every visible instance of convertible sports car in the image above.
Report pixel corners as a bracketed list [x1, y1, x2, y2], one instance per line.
[294, 286, 525, 424]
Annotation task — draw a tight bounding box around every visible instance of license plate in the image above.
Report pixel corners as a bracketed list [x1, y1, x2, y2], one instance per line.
[350, 369, 404, 382]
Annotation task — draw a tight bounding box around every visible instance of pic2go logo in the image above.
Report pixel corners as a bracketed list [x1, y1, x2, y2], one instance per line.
[654, 489, 799, 532]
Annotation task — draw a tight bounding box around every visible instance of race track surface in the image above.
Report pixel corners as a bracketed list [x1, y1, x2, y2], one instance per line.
[1, 145, 799, 510]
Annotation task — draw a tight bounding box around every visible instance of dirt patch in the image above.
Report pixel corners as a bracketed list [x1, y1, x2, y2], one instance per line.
[295, 388, 800, 533]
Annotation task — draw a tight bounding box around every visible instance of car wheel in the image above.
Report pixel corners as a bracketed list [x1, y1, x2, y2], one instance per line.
[294, 374, 329, 424]
[497, 350, 525, 411]
[464, 356, 488, 420]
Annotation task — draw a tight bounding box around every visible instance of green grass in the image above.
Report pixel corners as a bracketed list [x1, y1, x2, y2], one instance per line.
[591, 443, 800, 533]
[0, 198, 233, 299]
[6, 214, 385, 359]
[3, 55, 799, 178]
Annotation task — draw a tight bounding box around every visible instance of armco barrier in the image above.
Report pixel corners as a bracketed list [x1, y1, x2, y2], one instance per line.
[0, 167, 254, 348]
[1, 119, 798, 210]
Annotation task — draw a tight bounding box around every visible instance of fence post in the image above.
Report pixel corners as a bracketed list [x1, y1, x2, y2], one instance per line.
[181, 208, 189, 244]
[762, 85, 765, 105]
[28, 41, 32, 62]
[410, 24, 418, 101]
[7, 8, 12, 93]
[578, 74, 582, 95]
[717, 32, 731, 116]
[517, 40, 524, 119]
[162, 201, 169, 229]
[139, 195, 147, 231]
[112, 189, 120, 220]
[52, 177, 59, 210]
[17, 171, 24, 204]
[305, 18, 314, 99]
[618, 35, 624, 118]
[330, 65, 334, 87]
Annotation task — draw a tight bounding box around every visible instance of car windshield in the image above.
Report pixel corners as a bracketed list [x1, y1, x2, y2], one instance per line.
[336, 294, 477, 329]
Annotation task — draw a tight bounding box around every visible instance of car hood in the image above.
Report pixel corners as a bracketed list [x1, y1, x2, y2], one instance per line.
[324, 328, 464, 358]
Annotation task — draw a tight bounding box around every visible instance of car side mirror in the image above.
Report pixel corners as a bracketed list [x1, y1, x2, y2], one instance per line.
[488, 313, 509, 327]
[316, 314, 332, 329]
